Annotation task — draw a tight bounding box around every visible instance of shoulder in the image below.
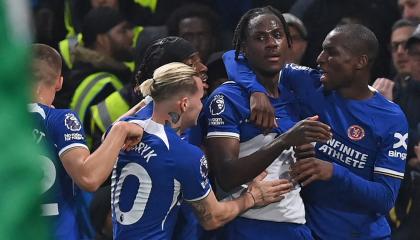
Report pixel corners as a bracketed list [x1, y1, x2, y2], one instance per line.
[367, 92, 408, 135]
[206, 81, 248, 108]
[49, 109, 84, 131]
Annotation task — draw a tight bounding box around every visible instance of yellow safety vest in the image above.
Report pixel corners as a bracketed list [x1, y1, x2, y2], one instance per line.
[70, 72, 123, 124]
[134, 0, 158, 12]
[58, 33, 83, 70]
[90, 91, 130, 133]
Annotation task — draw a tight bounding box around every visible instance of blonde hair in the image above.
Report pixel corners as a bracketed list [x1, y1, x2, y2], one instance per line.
[139, 62, 199, 102]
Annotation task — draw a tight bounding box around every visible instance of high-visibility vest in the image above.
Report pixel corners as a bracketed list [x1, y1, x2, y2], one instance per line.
[60, 25, 143, 71]
[134, 0, 158, 12]
[90, 91, 129, 133]
[70, 72, 123, 124]
[58, 33, 83, 70]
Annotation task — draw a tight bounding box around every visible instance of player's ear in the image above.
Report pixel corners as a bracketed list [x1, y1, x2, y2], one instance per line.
[179, 97, 189, 113]
[355, 55, 368, 70]
[55, 76, 63, 92]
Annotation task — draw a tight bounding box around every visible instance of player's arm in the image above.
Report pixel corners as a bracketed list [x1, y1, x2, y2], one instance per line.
[115, 96, 153, 122]
[60, 121, 143, 192]
[189, 172, 290, 230]
[223, 50, 275, 130]
[207, 117, 331, 192]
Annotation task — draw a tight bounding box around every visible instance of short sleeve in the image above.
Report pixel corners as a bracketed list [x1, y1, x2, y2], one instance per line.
[175, 146, 211, 201]
[374, 117, 408, 180]
[51, 110, 88, 156]
[205, 93, 243, 139]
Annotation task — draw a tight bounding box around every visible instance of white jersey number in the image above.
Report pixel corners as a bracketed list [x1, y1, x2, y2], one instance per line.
[113, 162, 152, 225]
[40, 155, 59, 216]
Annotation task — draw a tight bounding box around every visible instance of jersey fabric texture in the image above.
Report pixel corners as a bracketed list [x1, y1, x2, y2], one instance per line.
[224, 49, 409, 239]
[111, 118, 211, 240]
[29, 103, 88, 240]
[204, 69, 309, 238]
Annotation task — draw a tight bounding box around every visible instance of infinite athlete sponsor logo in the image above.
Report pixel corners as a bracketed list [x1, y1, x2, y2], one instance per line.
[347, 125, 365, 141]
[210, 94, 225, 115]
[388, 132, 408, 160]
[318, 137, 368, 169]
[64, 113, 82, 131]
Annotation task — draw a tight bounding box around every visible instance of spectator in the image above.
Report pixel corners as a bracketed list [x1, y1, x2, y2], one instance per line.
[391, 25, 420, 240]
[66, 7, 134, 149]
[399, 0, 420, 21]
[166, 4, 221, 62]
[283, 13, 308, 64]
[373, 19, 417, 100]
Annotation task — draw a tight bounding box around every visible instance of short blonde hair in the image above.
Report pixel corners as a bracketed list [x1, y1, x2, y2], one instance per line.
[140, 62, 199, 102]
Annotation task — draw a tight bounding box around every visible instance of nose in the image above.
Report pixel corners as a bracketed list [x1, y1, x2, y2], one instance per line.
[316, 51, 326, 65]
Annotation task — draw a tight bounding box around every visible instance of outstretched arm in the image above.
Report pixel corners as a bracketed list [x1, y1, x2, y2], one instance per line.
[60, 121, 143, 192]
[189, 172, 291, 230]
[207, 117, 331, 192]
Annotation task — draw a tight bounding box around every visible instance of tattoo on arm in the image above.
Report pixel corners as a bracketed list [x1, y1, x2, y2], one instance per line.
[190, 200, 213, 224]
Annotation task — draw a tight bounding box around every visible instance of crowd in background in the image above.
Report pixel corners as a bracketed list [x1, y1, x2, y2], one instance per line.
[29, 0, 420, 239]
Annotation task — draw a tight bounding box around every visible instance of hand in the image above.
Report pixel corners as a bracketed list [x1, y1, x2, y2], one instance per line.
[250, 92, 277, 131]
[290, 157, 333, 186]
[282, 116, 331, 147]
[372, 78, 394, 101]
[294, 143, 316, 160]
[246, 171, 293, 208]
[121, 122, 144, 151]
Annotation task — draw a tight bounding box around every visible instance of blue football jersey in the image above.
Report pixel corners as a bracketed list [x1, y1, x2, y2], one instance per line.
[280, 64, 408, 239]
[29, 103, 88, 240]
[204, 80, 307, 237]
[111, 118, 211, 240]
[223, 49, 409, 239]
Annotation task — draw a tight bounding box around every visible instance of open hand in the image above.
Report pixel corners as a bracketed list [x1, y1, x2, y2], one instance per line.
[246, 171, 293, 208]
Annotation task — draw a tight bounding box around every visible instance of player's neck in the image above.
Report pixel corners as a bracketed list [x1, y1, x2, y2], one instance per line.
[338, 81, 374, 100]
[34, 85, 55, 106]
[152, 104, 182, 135]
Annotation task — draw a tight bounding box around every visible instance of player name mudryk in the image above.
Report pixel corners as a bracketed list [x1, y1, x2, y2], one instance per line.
[318, 138, 368, 169]
[132, 142, 157, 162]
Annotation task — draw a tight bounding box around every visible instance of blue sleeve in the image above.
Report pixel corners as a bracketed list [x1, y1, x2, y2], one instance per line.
[205, 93, 243, 139]
[51, 110, 88, 156]
[222, 50, 267, 94]
[175, 145, 211, 201]
[330, 117, 408, 214]
[134, 101, 153, 120]
[279, 64, 323, 99]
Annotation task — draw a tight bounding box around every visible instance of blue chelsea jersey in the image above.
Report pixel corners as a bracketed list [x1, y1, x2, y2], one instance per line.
[223, 48, 409, 240]
[280, 64, 408, 239]
[204, 80, 307, 228]
[111, 118, 211, 240]
[29, 103, 88, 240]
[205, 81, 299, 142]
